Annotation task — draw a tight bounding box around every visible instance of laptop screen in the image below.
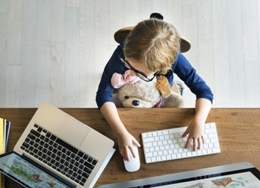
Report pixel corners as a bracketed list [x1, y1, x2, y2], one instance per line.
[139, 169, 260, 188]
[0, 152, 74, 188]
[98, 162, 260, 188]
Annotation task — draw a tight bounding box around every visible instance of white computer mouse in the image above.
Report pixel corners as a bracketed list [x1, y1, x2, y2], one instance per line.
[123, 144, 140, 172]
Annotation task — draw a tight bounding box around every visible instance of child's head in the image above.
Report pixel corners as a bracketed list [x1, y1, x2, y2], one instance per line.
[124, 18, 180, 75]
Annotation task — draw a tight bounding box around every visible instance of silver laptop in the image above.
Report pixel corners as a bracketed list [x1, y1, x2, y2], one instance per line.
[98, 162, 260, 188]
[1, 102, 115, 188]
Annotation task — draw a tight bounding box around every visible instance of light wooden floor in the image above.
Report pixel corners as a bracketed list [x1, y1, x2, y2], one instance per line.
[0, 0, 260, 108]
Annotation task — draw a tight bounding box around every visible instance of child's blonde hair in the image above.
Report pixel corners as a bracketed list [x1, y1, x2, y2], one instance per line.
[124, 19, 180, 75]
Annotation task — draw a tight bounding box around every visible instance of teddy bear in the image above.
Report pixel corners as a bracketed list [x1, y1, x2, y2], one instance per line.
[111, 70, 184, 108]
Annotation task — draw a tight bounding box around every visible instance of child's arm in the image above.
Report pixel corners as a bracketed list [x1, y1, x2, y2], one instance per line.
[100, 102, 140, 161]
[182, 98, 211, 150]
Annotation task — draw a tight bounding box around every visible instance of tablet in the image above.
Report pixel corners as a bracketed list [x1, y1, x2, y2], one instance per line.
[98, 162, 260, 188]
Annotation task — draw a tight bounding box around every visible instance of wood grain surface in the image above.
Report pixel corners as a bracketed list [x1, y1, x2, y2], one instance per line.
[1, 0, 260, 108]
[1, 108, 260, 187]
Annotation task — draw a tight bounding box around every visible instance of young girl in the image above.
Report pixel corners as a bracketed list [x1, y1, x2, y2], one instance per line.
[96, 18, 213, 162]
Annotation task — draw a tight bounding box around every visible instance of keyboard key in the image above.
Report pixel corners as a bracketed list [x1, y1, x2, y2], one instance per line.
[211, 138, 219, 143]
[162, 130, 168, 135]
[30, 129, 40, 137]
[82, 172, 89, 179]
[78, 151, 84, 157]
[37, 127, 42, 133]
[50, 135, 57, 141]
[205, 128, 216, 134]
[143, 137, 154, 143]
[144, 143, 153, 147]
[84, 162, 94, 170]
[213, 148, 221, 153]
[46, 132, 51, 137]
[56, 138, 78, 154]
[22, 142, 29, 148]
[146, 152, 153, 157]
[28, 134, 36, 140]
[84, 167, 92, 174]
[83, 154, 89, 160]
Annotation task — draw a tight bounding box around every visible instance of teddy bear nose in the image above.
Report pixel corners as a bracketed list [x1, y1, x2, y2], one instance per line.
[132, 100, 140, 106]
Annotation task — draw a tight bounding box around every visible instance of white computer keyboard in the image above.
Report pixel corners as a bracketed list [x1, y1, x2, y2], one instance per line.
[141, 122, 220, 163]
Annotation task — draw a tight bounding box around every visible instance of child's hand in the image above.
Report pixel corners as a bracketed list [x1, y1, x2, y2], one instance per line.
[117, 131, 140, 161]
[182, 122, 205, 151]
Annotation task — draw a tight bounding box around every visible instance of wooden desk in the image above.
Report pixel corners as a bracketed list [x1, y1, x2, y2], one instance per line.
[1, 108, 260, 187]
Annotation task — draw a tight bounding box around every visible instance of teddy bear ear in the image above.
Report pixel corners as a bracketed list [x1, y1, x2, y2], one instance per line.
[156, 76, 171, 98]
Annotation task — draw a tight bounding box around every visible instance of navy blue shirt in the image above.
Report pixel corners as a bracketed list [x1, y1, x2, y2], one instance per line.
[96, 42, 213, 109]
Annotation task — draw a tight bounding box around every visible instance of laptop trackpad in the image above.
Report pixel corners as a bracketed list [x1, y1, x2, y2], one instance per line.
[57, 116, 90, 147]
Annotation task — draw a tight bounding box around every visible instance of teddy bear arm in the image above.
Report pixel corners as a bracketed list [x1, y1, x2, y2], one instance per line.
[162, 92, 184, 108]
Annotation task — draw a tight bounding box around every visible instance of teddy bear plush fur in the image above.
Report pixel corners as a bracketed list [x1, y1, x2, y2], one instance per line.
[112, 76, 184, 108]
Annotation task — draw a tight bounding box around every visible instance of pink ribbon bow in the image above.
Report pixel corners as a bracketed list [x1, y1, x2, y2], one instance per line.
[111, 70, 140, 88]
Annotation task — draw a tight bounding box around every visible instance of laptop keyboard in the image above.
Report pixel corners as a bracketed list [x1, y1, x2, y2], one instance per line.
[20, 124, 98, 186]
